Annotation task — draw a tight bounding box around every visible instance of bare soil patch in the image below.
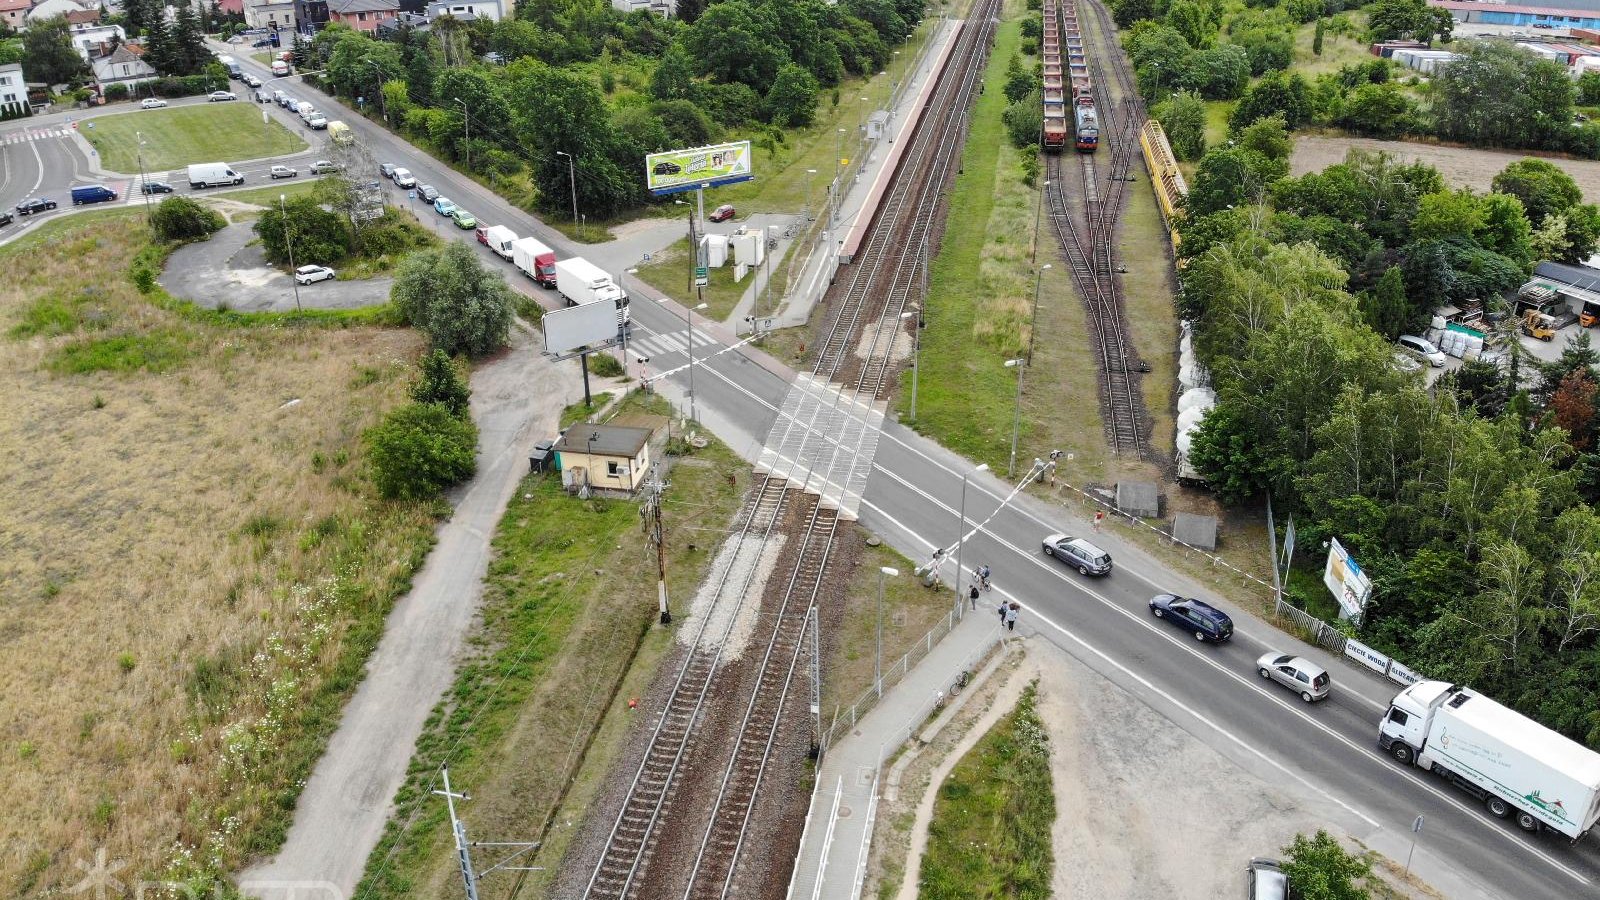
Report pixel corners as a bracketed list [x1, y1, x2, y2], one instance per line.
[1292, 135, 1600, 200]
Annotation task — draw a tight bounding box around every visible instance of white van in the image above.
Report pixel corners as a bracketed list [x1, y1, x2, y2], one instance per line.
[187, 162, 244, 188]
[296, 101, 316, 120]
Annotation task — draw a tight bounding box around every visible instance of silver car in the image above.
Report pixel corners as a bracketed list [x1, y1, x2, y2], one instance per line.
[1256, 651, 1330, 702]
[1041, 533, 1112, 576]
[1247, 858, 1287, 900]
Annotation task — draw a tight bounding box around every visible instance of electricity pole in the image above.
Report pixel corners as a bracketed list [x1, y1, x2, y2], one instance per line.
[435, 767, 542, 900]
[642, 464, 672, 624]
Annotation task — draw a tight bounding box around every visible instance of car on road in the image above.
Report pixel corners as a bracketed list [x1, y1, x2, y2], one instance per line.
[380, 163, 397, 179]
[433, 196, 457, 216]
[417, 184, 440, 203]
[652, 160, 681, 175]
[1256, 652, 1330, 703]
[306, 115, 328, 129]
[1148, 593, 1234, 642]
[1246, 858, 1287, 900]
[208, 90, 237, 102]
[451, 208, 477, 229]
[294, 264, 336, 284]
[269, 165, 297, 179]
[140, 97, 168, 109]
[252, 38, 271, 47]
[1395, 334, 1446, 367]
[243, 74, 262, 88]
[0, 211, 13, 227]
[392, 167, 415, 188]
[141, 181, 174, 194]
[709, 203, 736, 222]
[1040, 533, 1112, 576]
[15, 198, 56, 215]
[309, 160, 340, 174]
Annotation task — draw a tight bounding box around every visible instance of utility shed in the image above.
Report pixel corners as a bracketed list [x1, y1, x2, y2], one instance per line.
[553, 424, 652, 493]
[1115, 480, 1160, 519]
[1171, 512, 1218, 551]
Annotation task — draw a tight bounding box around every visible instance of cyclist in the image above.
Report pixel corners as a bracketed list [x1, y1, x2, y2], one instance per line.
[977, 564, 992, 592]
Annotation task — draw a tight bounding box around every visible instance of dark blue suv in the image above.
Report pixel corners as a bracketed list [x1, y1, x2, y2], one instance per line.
[1148, 594, 1234, 642]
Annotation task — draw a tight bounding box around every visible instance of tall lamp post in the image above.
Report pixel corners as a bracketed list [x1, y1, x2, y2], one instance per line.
[1004, 357, 1025, 478]
[281, 193, 302, 313]
[876, 565, 898, 696]
[1027, 262, 1051, 364]
[953, 462, 989, 617]
[901, 308, 921, 421]
[452, 97, 469, 170]
[136, 130, 151, 222]
[368, 60, 387, 122]
[556, 149, 579, 232]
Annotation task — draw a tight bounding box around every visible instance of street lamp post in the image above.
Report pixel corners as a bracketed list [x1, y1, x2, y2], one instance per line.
[661, 299, 708, 425]
[369, 60, 387, 122]
[556, 150, 579, 231]
[136, 130, 151, 222]
[281, 193, 302, 313]
[901, 308, 920, 421]
[1004, 357, 1025, 477]
[804, 168, 818, 221]
[1027, 262, 1051, 364]
[452, 97, 469, 170]
[876, 565, 898, 696]
[954, 462, 989, 617]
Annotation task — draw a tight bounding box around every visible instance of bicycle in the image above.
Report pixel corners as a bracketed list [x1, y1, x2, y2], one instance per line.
[949, 669, 971, 696]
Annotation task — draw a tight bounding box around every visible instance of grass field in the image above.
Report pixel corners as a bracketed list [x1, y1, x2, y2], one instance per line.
[918, 680, 1055, 898]
[0, 212, 437, 895]
[83, 102, 307, 173]
[629, 235, 780, 322]
[356, 394, 748, 900]
[1291, 13, 1372, 80]
[212, 178, 329, 207]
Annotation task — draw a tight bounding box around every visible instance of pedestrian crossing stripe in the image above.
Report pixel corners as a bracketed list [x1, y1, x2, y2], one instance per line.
[2, 128, 70, 144]
[626, 329, 719, 359]
[125, 173, 170, 205]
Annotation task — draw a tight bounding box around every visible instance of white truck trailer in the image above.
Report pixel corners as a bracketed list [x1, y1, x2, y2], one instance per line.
[482, 225, 517, 260]
[554, 257, 629, 335]
[1379, 680, 1600, 841]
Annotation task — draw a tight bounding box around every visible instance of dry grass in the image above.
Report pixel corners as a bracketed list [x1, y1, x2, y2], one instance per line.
[0, 214, 436, 895]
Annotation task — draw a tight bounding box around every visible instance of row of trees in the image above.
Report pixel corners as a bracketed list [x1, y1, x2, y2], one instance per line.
[303, 0, 917, 220]
[1175, 136, 1600, 746]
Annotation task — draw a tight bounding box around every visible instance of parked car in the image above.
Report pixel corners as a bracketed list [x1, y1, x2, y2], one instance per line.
[140, 181, 174, 194]
[433, 197, 457, 216]
[15, 198, 56, 215]
[652, 160, 681, 175]
[451, 208, 477, 229]
[252, 38, 271, 47]
[417, 184, 440, 203]
[1040, 533, 1112, 576]
[1149, 594, 1234, 642]
[269, 165, 297, 179]
[0, 211, 13, 227]
[380, 163, 397, 179]
[1247, 858, 1288, 900]
[1256, 652, 1330, 702]
[140, 97, 168, 109]
[1533, 21, 1554, 28]
[709, 203, 736, 223]
[208, 91, 237, 102]
[309, 160, 339, 174]
[392, 167, 415, 188]
[294, 264, 336, 284]
[305, 115, 328, 129]
[1396, 334, 1446, 367]
[243, 74, 262, 88]
[475, 225, 490, 245]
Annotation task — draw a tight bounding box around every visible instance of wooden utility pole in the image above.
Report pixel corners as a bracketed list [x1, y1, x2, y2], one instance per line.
[642, 464, 672, 624]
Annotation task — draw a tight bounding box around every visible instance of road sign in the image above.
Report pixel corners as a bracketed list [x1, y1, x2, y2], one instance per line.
[642, 252, 652, 262]
[695, 265, 708, 287]
[407, 190, 416, 199]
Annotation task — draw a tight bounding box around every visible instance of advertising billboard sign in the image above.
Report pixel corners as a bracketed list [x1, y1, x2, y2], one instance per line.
[646, 141, 753, 195]
[543, 301, 621, 355]
[1324, 537, 1373, 621]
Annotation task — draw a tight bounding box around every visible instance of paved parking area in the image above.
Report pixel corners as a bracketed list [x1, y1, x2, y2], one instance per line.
[163, 221, 392, 312]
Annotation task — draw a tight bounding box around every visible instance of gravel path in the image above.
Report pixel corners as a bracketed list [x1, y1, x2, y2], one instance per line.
[1291, 135, 1600, 201]
[163, 221, 394, 312]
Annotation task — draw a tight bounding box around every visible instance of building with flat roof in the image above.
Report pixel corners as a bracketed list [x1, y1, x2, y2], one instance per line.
[1432, 0, 1600, 28]
[552, 424, 654, 493]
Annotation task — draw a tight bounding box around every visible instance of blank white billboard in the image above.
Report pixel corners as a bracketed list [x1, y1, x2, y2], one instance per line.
[543, 301, 619, 355]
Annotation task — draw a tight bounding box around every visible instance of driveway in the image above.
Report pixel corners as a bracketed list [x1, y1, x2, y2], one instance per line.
[163, 221, 393, 312]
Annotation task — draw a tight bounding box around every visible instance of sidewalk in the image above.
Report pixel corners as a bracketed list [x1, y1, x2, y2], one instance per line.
[788, 609, 1003, 900]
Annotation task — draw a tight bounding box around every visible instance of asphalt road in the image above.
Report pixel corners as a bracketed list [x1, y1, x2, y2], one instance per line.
[218, 49, 1600, 899]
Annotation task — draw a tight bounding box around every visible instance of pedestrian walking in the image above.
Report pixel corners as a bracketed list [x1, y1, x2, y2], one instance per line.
[1093, 509, 1105, 532]
[968, 582, 980, 609]
[997, 600, 1008, 625]
[1005, 602, 1019, 631]
[977, 564, 992, 591]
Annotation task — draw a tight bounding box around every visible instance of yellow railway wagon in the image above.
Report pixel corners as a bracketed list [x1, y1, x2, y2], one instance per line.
[1139, 120, 1187, 254]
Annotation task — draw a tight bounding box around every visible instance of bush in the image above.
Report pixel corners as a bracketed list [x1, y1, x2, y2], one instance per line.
[364, 402, 478, 500]
[104, 83, 129, 101]
[1003, 90, 1042, 149]
[254, 196, 352, 265]
[411, 349, 472, 417]
[588, 352, 625, 378]
[390, 241, 515, 357]
[150, 196, 225, 243]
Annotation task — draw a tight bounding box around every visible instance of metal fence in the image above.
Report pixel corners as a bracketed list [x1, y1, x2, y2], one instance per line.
[820, 606, 959, 754]
[1273, 597, 1349, 655]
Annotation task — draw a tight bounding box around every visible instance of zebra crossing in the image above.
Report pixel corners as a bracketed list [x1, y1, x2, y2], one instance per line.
[625, 326, 719, 361]
[125, 173, 170, 204]
[1, 127, 71, 145]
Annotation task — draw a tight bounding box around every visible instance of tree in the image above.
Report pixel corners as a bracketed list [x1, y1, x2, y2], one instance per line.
[1336, 82, 1415, 139]
[1189, 44, 1249, 100]
[1228, 71, 1313, 132]
[391, 241, 514, 357]
[1165, 0, 1212, 49]
[1563, 203, 1600, 263]
[509, 60, 640, 218]
[254, 196, 351, 265]
[683, 0, 788, 93]
[411, 349, 472, 418]
[1551, 369, 1599, 450]
[1186, 146, 1286, 216]
[364, 402, 478, 501]
[1366, 0, 1451, 43]
[650, 41, 697, 102]
[1003, 90, 1042, 149]
[1156, 91, 1207, 160]
[1279, 830, 1370, 900]
[651, 99, 715, 147]
[1235, 114, 1292, 162]
[1476, 191, 1533, 265]
[1581, 70, 1600, 106]
[1360, 265, 1410, 339]
[1550, 506, 1600, 651]
[22, 16, 86, 85]
[1313, 17, 1325, 55]
[167, 3, 209, 75]
[765, 62, 819, 126]
[1112, 0, 1155, 28]
[149, 196, 225, 242]
[1004, 53, 1039, 103]
[1434, 43, 1574, 150]
[1412, 189, 1486, 242]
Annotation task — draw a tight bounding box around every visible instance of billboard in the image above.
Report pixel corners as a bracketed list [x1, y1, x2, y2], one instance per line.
[645, 141, 753, 195]
[1323, 537, 1372, 621]
[543, 301, 620, 355]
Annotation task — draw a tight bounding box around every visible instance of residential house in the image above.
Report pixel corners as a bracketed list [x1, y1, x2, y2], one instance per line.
[70, 23, 127, 60]
[327, 0, 398, 32]
[0, 0, 29, 30]
[92, 43, 156, 90]
[244, 0, 296, 29]
[25, 0, 94, 25]
[63, 7, 99, 25]
[375, 9, 427, 35]
[552, 424, 654, 493]
[0, 62, 28, 118]
[425, 0, 503, 22]
[293, 0, 328, 30]
[216, 0, 245, 13]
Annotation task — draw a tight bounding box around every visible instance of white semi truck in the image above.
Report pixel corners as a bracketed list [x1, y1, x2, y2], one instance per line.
[1379, 680, 1600, 841]
[554, 257, 629, 336]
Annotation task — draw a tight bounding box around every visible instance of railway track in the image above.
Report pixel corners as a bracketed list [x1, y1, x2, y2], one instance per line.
[585, 4, 1002, 898]
[1044, 0, 1149, 458]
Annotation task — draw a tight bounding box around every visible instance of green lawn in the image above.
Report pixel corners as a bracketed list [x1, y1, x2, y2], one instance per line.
[919, 681, 1056, 898]
[210, 178, 329, 208]
[1291, 12, 1373, 80]
[82, 103, 307, 173]
[629, 235, 776, 322]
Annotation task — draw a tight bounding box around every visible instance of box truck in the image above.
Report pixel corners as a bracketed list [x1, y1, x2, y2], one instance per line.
[217, 55, 242, 79]
[187, 162, 245, 188]
[511, 236, 558, 287]
[482, 225, 517, 260]
[555, 257, 629, 333]
[1379, 681, 1600, 841]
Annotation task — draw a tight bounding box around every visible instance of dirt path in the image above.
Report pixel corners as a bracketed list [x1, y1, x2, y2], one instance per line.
[238, 322, 584, 899]
[1291, 135, 1600, 200]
